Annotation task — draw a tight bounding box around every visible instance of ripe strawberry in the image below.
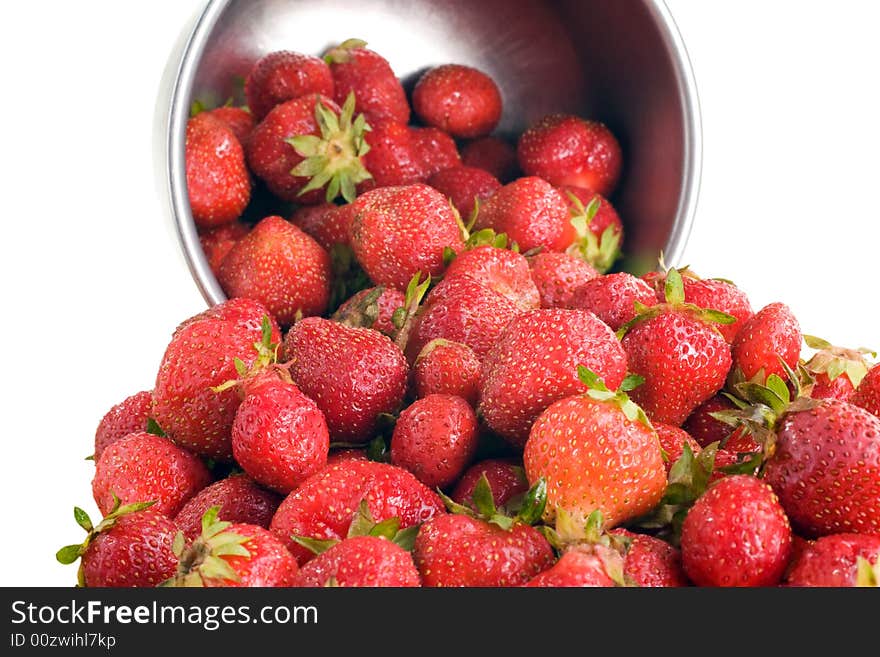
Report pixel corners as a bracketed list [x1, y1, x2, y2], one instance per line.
[175, 297, 282, 337]
[246, 92, 371, 204]
[525, 545, 620, 587]
[412, 64, 502, 139]
[326, 448, 368, 466]
[92, 431, 211, 517]
[611, 529, 689, 587]
[427, 165, 501, 219]
[293, 535, 420, 587]
[560, 187, 624, 273]
[291, 202, 356, 250]
[349, 184, 465, 290]
[174, 474, 282, 540]
[324, 39, 409, 126]
[94, 390, 152, 460]
[199, 221, 249, 277]
[528, 251, 598, 308]
[460, 136, 518, 182]
[730, 302, 801, 384]
[412, 339, 481, 405]
[245, 50, 334, 120]
[218, 215, 331, 326]
[570, 272, 657, 331]
[57, 502, 178, 587]
[232, 375, 329, 494]
[333, 285, 406, 337]
[475, 177, 573, 252]
[682, 394, 736, 448]
[851, 363, 880, 417]
[654, 423, 702, 476]
[785, 533, 880, 587]
[480, 309, 628, 446]
[283, 316, 408, 442]
[409, 127, 461, 178]
[680, 475, 792, 587]
[524, 368, 666, 526]
[391, 394, 479, 489]
[451, 459, 528, 509]
[270, 460, 443, 563]
[186, 113, 251, 228]
[518, 114, 623, 196]
[203, 106, 255, 146]
[360, 122, 424, 188]
[443, 244, 540, 310]
[803, 335, 873, 401]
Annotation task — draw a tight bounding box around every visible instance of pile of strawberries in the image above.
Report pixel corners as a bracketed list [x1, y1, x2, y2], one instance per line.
[58, 40, 880, 588]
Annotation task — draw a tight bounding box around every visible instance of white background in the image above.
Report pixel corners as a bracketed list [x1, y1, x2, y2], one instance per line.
[0, 1, 877, 586]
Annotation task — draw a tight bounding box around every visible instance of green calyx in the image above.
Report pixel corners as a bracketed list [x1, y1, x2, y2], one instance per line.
[323, 38, 368, 64]
[161, 506, 252, 587]
[565, 192, 620, 273]
[803, 334, 874, 388]
[856, 557, 880, 587]
[292, 500, 418, 555]
[56, 496, 157, 587]
[212, 316, 281, 393]
[287, 92, 372, 203]
[332, 285, 384, 329]
[439, 473, 547, 531]
[577, 365, 652, 429]
[392, 271, 431, 351]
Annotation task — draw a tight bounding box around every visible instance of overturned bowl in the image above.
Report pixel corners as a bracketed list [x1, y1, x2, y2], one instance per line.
[157, 0, 701, 306]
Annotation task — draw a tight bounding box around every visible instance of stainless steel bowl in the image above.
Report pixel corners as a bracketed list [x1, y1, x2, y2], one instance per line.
[157, 0, 701, 306]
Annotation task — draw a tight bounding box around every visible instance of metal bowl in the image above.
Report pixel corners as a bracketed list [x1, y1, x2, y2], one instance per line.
[156, 0, 701, 306]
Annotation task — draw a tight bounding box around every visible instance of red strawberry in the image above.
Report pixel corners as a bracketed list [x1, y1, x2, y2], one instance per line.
[92, 432, 211, 517]
[525, 545, 619, 587]
[391, 394, 479, 489]
[480, 309, 628, 446]
[412, 339, 481, 406]
[409, 127, 460, 178]
[349, 184, 465, 290]
[186, 113, 251, 228]
[731, 302, 801, 384]
[460, 136, 518, 182]
[324, 39, 409, 126]
[270, 460, 443, 563]
[293, 535, 420, 587]
[290, 202, 355, 250]
[851, 363, 880, 417]
[612, 529, 689, 587]
[246, 93, 371, 204]
[57, 502, 178, 587]
[199, 221, 250, 277]
[360, 122, 424, 188]
[681, 475, 792, 587]
[570, 272, 657, 331]
[475, 177, 573, 252]
[518, 114, 623, 196]
[524, 368, 666, 526]
[682, 395, 736, 448]
[412, 64, 502, 139]
[427, 165, 501, 219]
[451, 459, 528, 509]
[654, 423, 702, 476]
[232, 375, 329, 494]
[803, 335, 873, 401]
[327, 448, 368, 466]
[283, 316, 408, 442]
[203, 106, 255, 146]
[443, 244, 540, 310]
[94, 390, 152, 460]
[174, 474, 282, 540]
[218, 215, 331, 326]
[333, 285, 406, 337]
[785, 533, 880, 587]
[528, 251, 598, 308]
[245, 50, 335, 120]
[559, 187, 624, 273]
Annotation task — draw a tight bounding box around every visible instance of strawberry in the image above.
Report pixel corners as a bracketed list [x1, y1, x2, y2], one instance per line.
[174, 474, 282, 540]
[451, 459, 528, 509]
[682, 394, 736, 448]
[427, 165, 501, 219]
[611, 529, 689, 587]
[57, 501, 178, 587]
[524, 545, 620, 587]
[270, 460, 443, 563]
[560, 187, 624, 273]
[524, 367, 666, 526]
[199, 221, 249, 277]
[360, 121, 424, 188]
[443, 244, 540, 310]
[480, 309, 628, 446]
[475, 176, 573, 252]
[851, 363, 880, 417]
[803, 335, 873, 401]
[293, 535, 420, 587]
[730, 302, 801, 384]
[246, 92, 371, 204]
[390, 394, 479, 489]
[94, 390, 152, 460]
[283, 316, 408, 442]
[324, 39, 409, 126]
[203, 105, 255, 146]
[569, 272, 657, 331]
[218, 215, 331, 326]
[654, 423, 702, 476]
[92, 432, 210, 517]
[153, 303, 282, 460]
[518, 114, 622, 196]
[785, 533, 880, 587]
[460, 136, 518, 182]
[291, 202, 356, 250]
[528, 251, 598, 308]
[620, 268, 734, 425]
[412, 339, 481, 406]
[245, 50, 335, 120]
[232, 375, 330, 494]
[412, 64, 502, 139]
[333, 285, 406, 337]
[680, 475, 792, 586]
[166, 509, 298, 587]
[186, 113, 251, 228]
[409, 127, 460, 178]
[326, 448, 368, 466]
[349, 183, 465, 290]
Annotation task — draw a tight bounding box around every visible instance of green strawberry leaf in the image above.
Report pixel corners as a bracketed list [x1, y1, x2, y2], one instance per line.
[292, 535, 339, 556]
[56, 544, 83, 565]
[803, 334, 832, 350]
[471, 473, 497, 519]
[145, 418, 166, 437]
[664, 268, 685, 305]
[619, 373, 645, 392]
[74, 507, 93, 533]
[514, 478, 547, 526]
